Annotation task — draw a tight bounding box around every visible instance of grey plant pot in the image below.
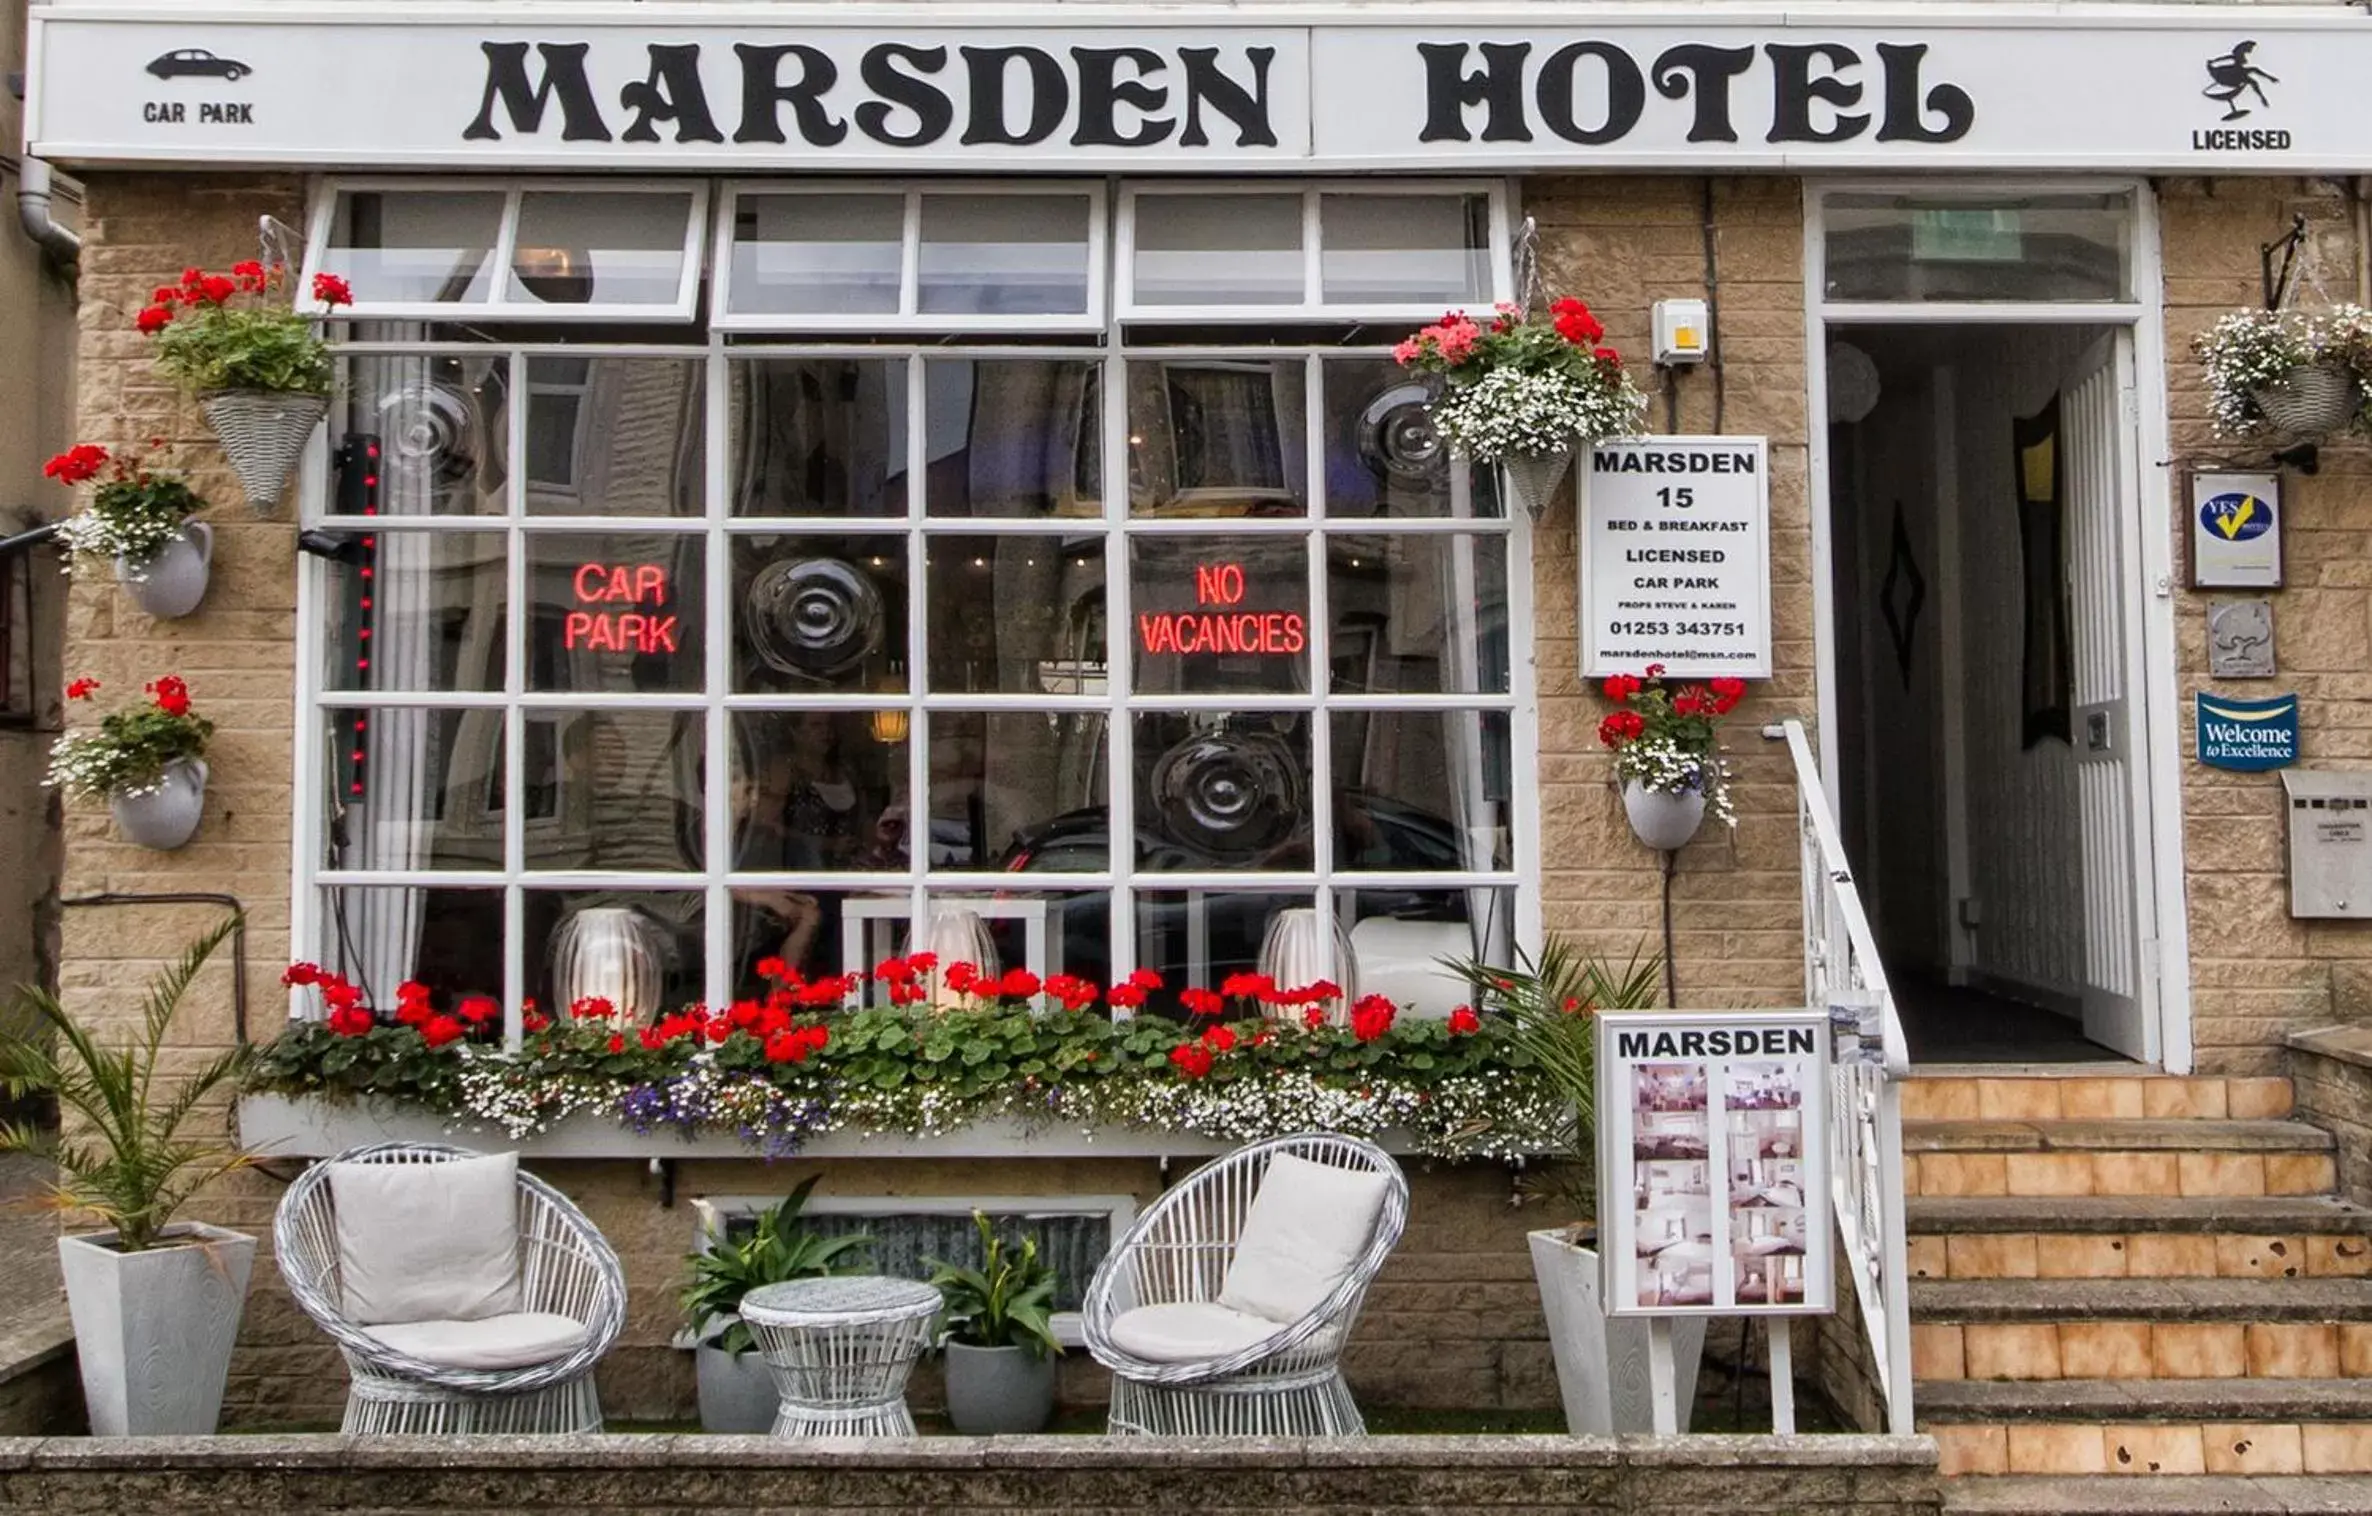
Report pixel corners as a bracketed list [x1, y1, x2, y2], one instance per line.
[59, 1221, 254, 1436]
[115, 522, 212, 620]
[110, 758, 207, 851]
[1622, 780, 1706, 852]
[695, 1337, 779, 1434]
[942, 1340, 1057, 1435]
[1528, 1231, 1707, 1435]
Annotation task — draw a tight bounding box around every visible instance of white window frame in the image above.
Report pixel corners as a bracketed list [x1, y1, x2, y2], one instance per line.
[712, 179, 1108, 334]
[1116, 178, 1510, 322]
[299, 176, 710, 323]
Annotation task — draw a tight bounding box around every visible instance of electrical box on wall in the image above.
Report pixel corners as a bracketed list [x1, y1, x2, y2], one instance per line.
[1652, 298, 1710, 365]
[2282, 771, 2372, 918]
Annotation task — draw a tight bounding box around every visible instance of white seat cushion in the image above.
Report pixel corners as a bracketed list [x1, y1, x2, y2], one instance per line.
[327, 1151, 521, 1326]
[1106, 1301, 1282, 1364]
[362, 1311, 590, 1371]
[1216, 1152, 1392, 1325]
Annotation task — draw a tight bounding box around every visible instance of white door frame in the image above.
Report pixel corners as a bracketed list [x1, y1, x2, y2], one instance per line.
[1800, 177, 2192, 1072]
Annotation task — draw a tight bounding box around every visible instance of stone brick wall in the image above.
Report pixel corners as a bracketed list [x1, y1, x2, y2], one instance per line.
[2288, 1026, 2372, 1209]
[0, 1433, 1944, 1515]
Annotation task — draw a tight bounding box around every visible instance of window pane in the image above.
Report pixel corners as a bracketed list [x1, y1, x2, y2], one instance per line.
[922, 360, 1101, 520]
[531, 890, 703, 1022]
[1339, 886, 1515, 1017]
[837, 890, 1110, 994]
[732, 534, 904, 694]
[926, 535, 1103, 695]
[526, 533, 704, 694]
[331, 190, 504, 305]
[730, 710, 907, 873]
[518, 710, 704, 872]
[918, 194, 1092, 316]
[732, 358, 907, 518]
[1328, 534, 1509, 695]
[1331, 710, 1511, 872]
[1134, 713, 1312, 870]
[1129, 359, 1307, 517]
[1130, 536, 1309, 696]
[1823, 193, 2132, 302]
[1320, 194, 1492, 307]
[318, 885, 505, 1019]
[931, 711, 1106, 872]
[325, 530, 507, 693]
[331, 354, 507, 517]
[1319, 358, 1503, 520]
[319, 706, 502, 872]
[731, 193, 903, 316]
[507, 191, 694, 308]
[731, 887, 874, 997]
[1132, 889, 1315, 1013]
[1131, 193, 1304, 306]
[525, 357, 706, 516]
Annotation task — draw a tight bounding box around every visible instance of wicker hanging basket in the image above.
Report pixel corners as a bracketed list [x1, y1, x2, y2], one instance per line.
[2251, 362, 2362, 439]
[199, 390, 328, 513]
[1500, 446, 1576, 519]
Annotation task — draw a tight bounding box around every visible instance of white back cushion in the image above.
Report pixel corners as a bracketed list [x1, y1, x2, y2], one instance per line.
[328, 1151, 522, 1325]
[1216, 1152, 1391, 1325]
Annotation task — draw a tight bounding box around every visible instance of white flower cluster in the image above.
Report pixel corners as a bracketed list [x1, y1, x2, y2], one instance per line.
[55, 508, 186, 578]
[1429, 366, 1646, 463]
[2193, 306, 2371, 438]
[43, 732, 165, 800]
[1613, 736, 1737, 828]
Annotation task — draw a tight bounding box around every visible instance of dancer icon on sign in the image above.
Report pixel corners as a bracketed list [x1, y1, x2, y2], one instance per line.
[2203, 42, 2278, 122]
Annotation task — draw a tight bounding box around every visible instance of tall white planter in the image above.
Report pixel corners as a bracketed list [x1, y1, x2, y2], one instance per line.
[59, 1222, 254, 1435]
[1528, 1230, 1707, 1434]
[695, 1337, 779, 1433]
[110, 758, 208, 851]
[115, 522, 212, 620]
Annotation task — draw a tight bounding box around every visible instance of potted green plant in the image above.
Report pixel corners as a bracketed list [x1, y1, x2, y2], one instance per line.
[1595, 666, 1746, 851]
[48, 675, 215, 851]
[926, 1210, 1063, 1435]
[1452, 940, 1708, 1434]
[680, 1177, 873, 1432]
[44, 442, 213, 619]
[0, 914, 257, 1434]
[2193, 304, 2370, 440]
[137, 262, 350, 511]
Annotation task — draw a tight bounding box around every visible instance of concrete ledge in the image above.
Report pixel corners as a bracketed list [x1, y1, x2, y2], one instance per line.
[0, 1317, 77, 1438]
[2286, 1027, 2372, 1209]
[0, 1432, 1942, 1514]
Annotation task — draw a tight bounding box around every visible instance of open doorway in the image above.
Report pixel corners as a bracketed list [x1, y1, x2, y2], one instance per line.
[1827, 323, 2158, 1065]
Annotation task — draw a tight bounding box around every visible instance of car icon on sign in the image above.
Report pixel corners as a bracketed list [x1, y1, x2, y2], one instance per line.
[146, 49, 251, 81]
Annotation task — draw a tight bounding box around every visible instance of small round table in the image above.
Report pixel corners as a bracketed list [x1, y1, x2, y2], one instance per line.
[739, 1276, 942, 1437]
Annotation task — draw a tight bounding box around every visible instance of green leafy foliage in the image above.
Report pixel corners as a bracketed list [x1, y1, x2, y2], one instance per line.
[46, 700, 213, 801]
[151, 303, 332, 395]
[0, 914, 253, 1252]
[927, 1210, 1062, 1359]
[680, 1176, 874, 1356]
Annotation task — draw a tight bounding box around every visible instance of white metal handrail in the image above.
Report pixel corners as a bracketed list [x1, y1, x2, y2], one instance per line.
[1764, 719, 1915, 1434]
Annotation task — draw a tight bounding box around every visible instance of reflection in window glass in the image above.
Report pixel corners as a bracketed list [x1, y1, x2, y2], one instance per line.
[326, 531, 507, 693]
[1319, 194, 1492, 308]
[331, 190, 505, 305]
[1130, 536, 1309, 697]
[1128, 359, 1306, 517]
[1134, 714, 1312, 871]
[732, 358, 907, 518]
[524, 356, 705, 515]
[732, 534, 904, 694]
[1319, 358, 1503, 520]
[507, 191, 694, 307]
[525, 533, 705, 694]
[1132, 890, 1314, 1015]
[931, 711, 1106, 872]
[918, 195, 1092, 316]
[331, 354, 507, 517]
[512, 710, 703, 873]
[922, 360, 1100, 519]
[731, 194, 904, 315]
[1823, 193, 2132, 302]
[1338, 886, 1515, 1018]
[1327, 534, 1509, 695]
[321, 706, 503, 873]
[730, 710, 908, 874]
[1329, 711, 1511, 873]
[1131, 193, 1305, 306]
[531, 890, 703, 1022]
[320, 886, 505, 1018]
[926, 536, 1103, 695]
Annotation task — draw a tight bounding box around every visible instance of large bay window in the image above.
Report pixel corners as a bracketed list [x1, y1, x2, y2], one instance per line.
[299, 178, 1531, 1036]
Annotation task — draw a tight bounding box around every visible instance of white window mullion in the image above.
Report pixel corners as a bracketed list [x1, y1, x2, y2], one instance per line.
[1103, 350, 1136, 1002]
[502, 342, 529, 1047]
[904, 354, 930, 973]
[703, 338, 734, 1013]
[1302, 351, 1336, 982]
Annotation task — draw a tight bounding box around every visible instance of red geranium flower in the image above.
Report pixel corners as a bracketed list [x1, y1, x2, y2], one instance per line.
[1304, 1007, 1328, 1031]
[1200, 1023, 1237, 1052]
[995, 967, 1042, 1001]
[1602, 673, 1641, 702]
[196, 275, 237, 305]
[43, 444, 109, 485]
[134, 306, 174, 335]
[65, 677, 100, 701]
[456, 994, 500, 1025]
[326, 1005, 374, 1037]
[570, 996, 616, 1020]
[311, 272, 354, 309]
[1126, 967, 1162, 991]
[1178, 987, 1224, 1018]
[146, 675, 191, 718]
[1168, 1043, 1214, 1080]
[1350, 994, 1397, 1042]
[1646, 663, 1666, 678]
[281, 960, 322, 988]
[1447, 1005, 1481, 1036]
[1106, 982, 1147, 1010]
[420, 1014, 465, 1048]
[607, 1032, 627, 1055]
[945, 961, 980, 995]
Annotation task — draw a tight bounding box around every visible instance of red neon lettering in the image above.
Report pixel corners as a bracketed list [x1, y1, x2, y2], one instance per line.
[1136, 611, 1307, 658]
[573, 561, 671, 603]
[1194, 562, 1246, 606]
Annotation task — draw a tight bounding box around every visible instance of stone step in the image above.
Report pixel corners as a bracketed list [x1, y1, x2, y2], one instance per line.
[1907, 1199, 2372, 1282]
[1916, 1317, 2372, 1385]
[1916, 1278, 2372, 1324]
[1905, 1121, 2335, 1154]
[1904, 1076, 2294, 1124]
[1922, 1383, 2372, 1477]
[1904, 1122, 2336, 1200]
[1919, 1378, 2372, 1423]
[1942, 1474, 2372, 1514]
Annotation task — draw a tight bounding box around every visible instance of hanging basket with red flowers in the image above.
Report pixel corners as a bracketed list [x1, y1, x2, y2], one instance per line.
[1395, 296, 1647, 517]
[1596, 666, 1746, 847]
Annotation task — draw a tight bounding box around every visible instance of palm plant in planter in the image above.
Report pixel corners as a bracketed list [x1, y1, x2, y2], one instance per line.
[926, 1211, 1063, 1435]
[48, 675, 215, 851]
[138, 263, 349, 511]
[1451, 941, 1708, 1434]
[681, 1177, 873, 1432]
[0, 914, 258, 1434]
[45, 442, 214, 619]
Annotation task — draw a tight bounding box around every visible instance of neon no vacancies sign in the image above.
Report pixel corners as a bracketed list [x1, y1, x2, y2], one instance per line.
[1580, 437, 1772, 680]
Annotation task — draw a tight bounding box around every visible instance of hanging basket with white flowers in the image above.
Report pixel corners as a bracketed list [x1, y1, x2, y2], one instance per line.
[2192, 305, 2372, 441]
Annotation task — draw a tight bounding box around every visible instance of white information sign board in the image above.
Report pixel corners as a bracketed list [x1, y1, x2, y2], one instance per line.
[1596, 1009, 1831, 1318]
[1580, 437, 1772, 680]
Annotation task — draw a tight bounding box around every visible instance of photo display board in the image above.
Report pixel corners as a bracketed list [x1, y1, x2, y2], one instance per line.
[1580, 437, 1772, 680]
[1596, 1010, 1832, 1317]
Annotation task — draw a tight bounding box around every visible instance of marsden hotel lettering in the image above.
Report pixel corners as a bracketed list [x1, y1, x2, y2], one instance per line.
[461, 38, 1976, 148]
